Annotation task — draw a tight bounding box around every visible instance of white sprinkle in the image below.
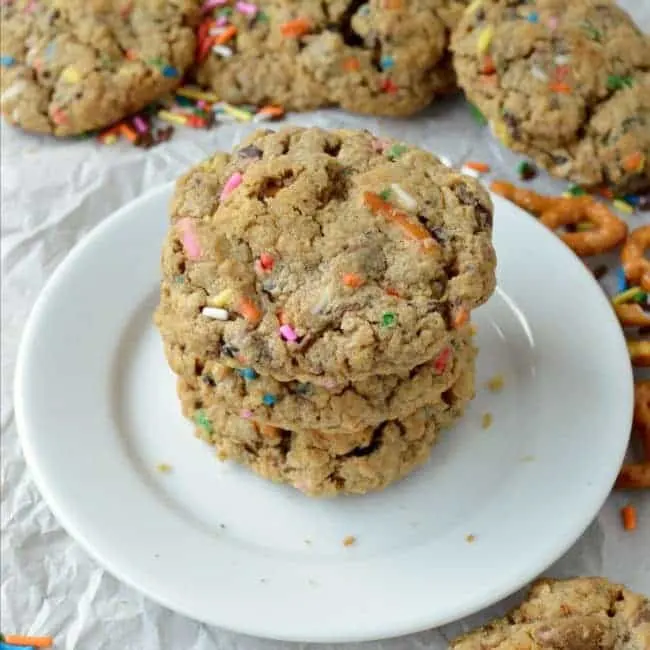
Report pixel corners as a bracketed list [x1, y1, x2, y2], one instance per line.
[530, 65, 548, 81]
[1, 79, 27, 103]
[202, 307, 229, 320]
[554, 54, 570, 65]
[438, 155, 452, 167]
[390, 183, 418, 210]
[253, 112, 273, 122]
[212, 45, 233, 58]
[460, 165, 480, 178]
[208, 26, 227, 36]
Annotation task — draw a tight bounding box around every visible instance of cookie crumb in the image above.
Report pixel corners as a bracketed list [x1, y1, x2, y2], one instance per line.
[465, 534, 477, 543]
[156, 463, 172, 473]
[486, 374, 504, 392]
[481, 412, 493, 429]
[342, 535, 357, 547]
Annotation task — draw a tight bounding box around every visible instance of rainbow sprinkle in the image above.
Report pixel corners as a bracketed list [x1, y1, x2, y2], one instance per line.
[220, 172, 243, 201]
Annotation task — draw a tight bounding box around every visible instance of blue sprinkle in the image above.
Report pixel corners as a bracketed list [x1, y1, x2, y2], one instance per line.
[616, 266, 628, 292]
[623, 194, 640, 206]
[162, 65, 179, 78]
[380, 55, 394, 70]
[238, 367, 258, 380]
[526, 11, 539, 23]
[262, 394, 277, 406]
[0, 55, 16, 66]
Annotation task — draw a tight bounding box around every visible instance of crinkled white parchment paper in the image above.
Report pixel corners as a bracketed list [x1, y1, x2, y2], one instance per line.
[2, 3, 649, 647]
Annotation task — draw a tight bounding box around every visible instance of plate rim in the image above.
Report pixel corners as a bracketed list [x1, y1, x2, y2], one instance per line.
[14, 182, 634, 642]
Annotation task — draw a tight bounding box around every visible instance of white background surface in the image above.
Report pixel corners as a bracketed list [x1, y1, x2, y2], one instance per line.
[2, 2, 649, 646]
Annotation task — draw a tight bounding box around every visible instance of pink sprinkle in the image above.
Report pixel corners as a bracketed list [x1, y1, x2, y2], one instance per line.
[547, 16, 558, 30]
[197, 99, 209, 110]
[241, 409, 253, 419]
[132, 115, 148, 133]
[279, 324, 298, 342]
[201, 0, 227, 13]
[220, 172, 243, 201]
[235, 1, 258, 16]
[372, 138, 389, 153]
[215, 15, 228, 26]
[177, 218, 202, 260]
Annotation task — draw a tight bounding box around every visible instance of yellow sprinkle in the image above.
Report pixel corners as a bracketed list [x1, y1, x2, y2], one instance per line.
[477, 25, 494, 54]
[342, 535, 357, 547]
[176, 86, 221, 102]
[465, 0, 483, 15]
[465, 534, 477, 543]
[61, 66, 81, 83]
[101, 134, 118, 145]
[491, 118, 512, 146]
[576, 222, 593, 231]
[612, 286, 643, 305]
[562, 191, 573, 198]
[221, 103, 253, 122]
[481, 412, 493, 429]
[208, 288, 234, 308]
[485, 374, 504, 392]
[469, 324, 478, 336]
[158, 110, 188, 126]
[156, 463, 172, 473]
[613, 199, 634, 214]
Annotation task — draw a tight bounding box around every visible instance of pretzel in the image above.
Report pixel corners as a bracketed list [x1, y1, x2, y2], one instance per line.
[490, 181, 627, 256]
[621, 224, 650, 292]
[614, 302, 650, 328]
[627, 339, 650, 367]
[615, 462, 650, 489]
[634, 381, 650, 462]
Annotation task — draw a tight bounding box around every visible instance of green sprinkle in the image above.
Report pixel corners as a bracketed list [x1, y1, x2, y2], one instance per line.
[517, 160, 537, 180]
[469, 102, 487, 126]
[173, 275, 185, 284]
[606, 75, 634, 90]
[386, 144, 408, 160]
[379, 188, 391, 200]
[580, 22, 602, 41]
[256, 10, 269, 22]
[218, 7, 233, 16]
[381, 312, 397, 328]
[567, 184, 587, 196]
[193, 409, 213, 434]
[633, 291, 648, 304]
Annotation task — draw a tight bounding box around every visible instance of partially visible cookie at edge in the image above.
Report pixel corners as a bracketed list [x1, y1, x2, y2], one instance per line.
[451, 0, 650, 193]
[194, 0, 470, 117]
[1, 0, 199, 136]
[451, 577, 650, 650]
[155, 126, 496, 384]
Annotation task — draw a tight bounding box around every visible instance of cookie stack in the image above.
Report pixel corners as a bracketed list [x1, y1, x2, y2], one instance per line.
[155, 126, 497, 496]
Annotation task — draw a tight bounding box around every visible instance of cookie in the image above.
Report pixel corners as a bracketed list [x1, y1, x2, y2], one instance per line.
[452, 0, 650, 193]
[178, 360, 475, 496]
[154, 126, 496, 384]
[451, 577, 650, 650]
[193, 0, 469, 117]
[164, 324, 474, 433]
[0, 0, 198, 136]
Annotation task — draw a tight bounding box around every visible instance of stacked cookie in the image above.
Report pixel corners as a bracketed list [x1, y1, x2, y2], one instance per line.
[155, 126, 496, 496]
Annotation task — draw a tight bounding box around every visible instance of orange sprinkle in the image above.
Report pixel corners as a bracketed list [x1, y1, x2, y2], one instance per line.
[342, 273, 365, 288]
[257, 104, 285, 118]
[479, 73, 498, 87]
[215, 25, 237, 45]
[554, 65, 570, 81]
[452, 306, 469, 329]
[385, 287, 401, 297]
[259, 424, 280, 438]
[125, 48, 138, 61]
[280, 17, 311, 37]
[383, 0, 403, 8]
[381, 78, 399, 94]
[363, 192, 435, 246]
[342, 56, 361, 72]
[479, 55, 496, 75]
[464, 161, 491, 173]
[622, 151, 645, 172]
[119, 123, 138, 143]
[2, 636, 53, 648]
[549, 81, 571, 93]
[621, 504, 637, 531]
[237, 297, 262, 325]
[597, 186, 615, 199]
[276, 309, 288, 325]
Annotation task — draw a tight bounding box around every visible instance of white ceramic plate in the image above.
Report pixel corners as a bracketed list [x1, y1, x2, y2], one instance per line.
[15, 184, 633, 642]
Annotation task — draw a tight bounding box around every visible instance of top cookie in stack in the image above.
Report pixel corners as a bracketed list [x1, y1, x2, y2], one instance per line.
[155, 126, 496, 494]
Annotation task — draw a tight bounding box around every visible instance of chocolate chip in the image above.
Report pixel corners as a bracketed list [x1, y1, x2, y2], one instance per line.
[201, 374, 216, 386]
[502, 111, 521, 140]
[238, 145, 263, 159]
[222, 344, 239, 358]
